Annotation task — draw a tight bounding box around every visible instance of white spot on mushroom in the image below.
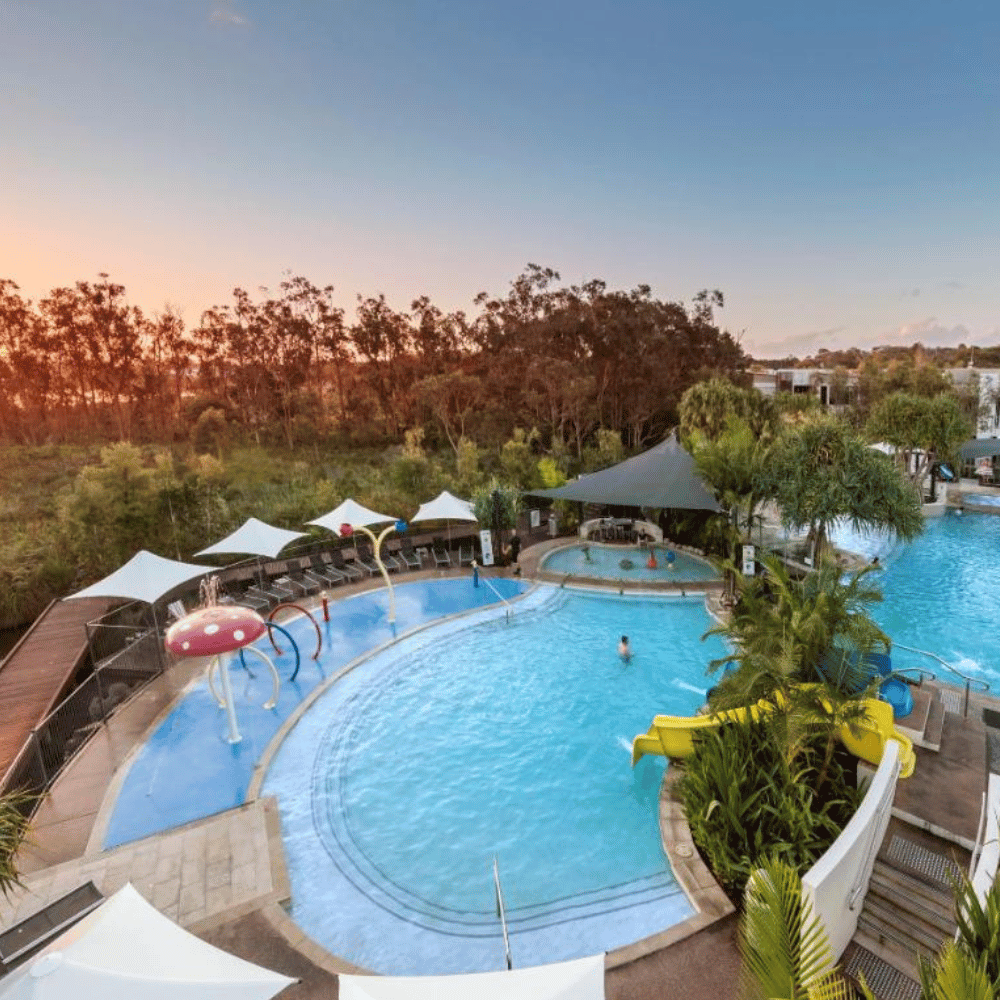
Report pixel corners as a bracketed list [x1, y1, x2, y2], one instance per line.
[233, 629, 245, 641]
[182, 641, 190, 651]
[205, 623, 220, 635]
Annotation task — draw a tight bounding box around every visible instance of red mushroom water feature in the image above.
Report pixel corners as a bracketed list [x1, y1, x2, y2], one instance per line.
[165, 605, 279, 744]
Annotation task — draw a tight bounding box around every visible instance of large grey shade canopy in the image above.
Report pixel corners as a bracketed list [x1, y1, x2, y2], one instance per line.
[529, 434, 721, 511]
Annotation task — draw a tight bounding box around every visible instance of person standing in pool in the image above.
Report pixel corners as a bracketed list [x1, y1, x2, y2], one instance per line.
[618, 635, 632, 661]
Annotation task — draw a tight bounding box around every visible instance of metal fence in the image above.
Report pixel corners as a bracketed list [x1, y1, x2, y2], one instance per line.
[1, 629, 164, 816]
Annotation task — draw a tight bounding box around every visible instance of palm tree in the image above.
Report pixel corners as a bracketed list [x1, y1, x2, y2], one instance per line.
[706, 553, 889, 709]
[739, 856, 866, 1000]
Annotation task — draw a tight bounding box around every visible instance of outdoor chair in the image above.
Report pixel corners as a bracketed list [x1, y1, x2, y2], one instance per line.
[458, 542, 475, 566]
[317, 552, 351, 583]
[284, 559, 321, 597]
[432, 539, 452, 568]
[380, 547, 403, 572]
[258, 576, 295, 602]
[398, 540, 422, 570]
[354, 543, 384, 576]
[329, 548, 364, 581]
[233, 588, 270, 613]
[301, 555, 342, 589]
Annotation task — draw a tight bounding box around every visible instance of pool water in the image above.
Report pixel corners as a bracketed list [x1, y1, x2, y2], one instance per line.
[866, 512, 1000, 687]
[102, 577, 527, 848]
[263, 586, 726, 973]
[541, 543, 719, 583]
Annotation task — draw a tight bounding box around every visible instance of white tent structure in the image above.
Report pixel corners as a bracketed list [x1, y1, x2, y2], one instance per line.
[0, 883, 295, 1000]
[410, 490, 477, 544]
[64, 550, 211, 605]
[411, 490, 476, 524]
[196, 517, 308, 559]
[339, 954, 605, 1000]
[307, 498, 397, 535]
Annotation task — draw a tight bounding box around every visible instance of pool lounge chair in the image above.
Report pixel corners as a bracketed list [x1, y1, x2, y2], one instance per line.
[301, 555, 343, 589]
[458, 542, 475, 566]
[329, 548, 364, 581]
[380, 547, 404, 572]
[284, 559, 321, 597]
[257, 576, 295, 603]
[398, 540, 422, 570]
[354, 543, 385, 576]
[432, 540, 452, 568]
[315, 552, 350, 584]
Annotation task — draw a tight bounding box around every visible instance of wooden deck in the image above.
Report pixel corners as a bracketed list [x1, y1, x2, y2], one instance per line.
[0, 598, 110, 783]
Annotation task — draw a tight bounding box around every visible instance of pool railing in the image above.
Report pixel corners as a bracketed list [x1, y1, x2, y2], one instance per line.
[493, 856, 513, 970]
[893, 641, 990, 717]
[472, 564, 513, 619]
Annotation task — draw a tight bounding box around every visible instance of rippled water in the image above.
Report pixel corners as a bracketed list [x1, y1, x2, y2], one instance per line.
[832, 511, 1000, 686]
[264, 587, 726, 973]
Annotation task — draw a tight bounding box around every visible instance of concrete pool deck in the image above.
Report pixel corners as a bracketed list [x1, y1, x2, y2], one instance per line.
[6, 543, 997, 997]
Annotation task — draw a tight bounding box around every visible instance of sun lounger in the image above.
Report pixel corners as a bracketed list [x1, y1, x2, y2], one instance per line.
[354, 543, 383, 576]
[233, 588, 270, 613]
[398, 540, 422, 570]
[432, 541, 452, 568]
[258, 576, 295, 602]
[284, 559, 321, 596]
[315, 552, 350, 584]
[458, 542, 475, 567]
[380, 547, 403, 572]
[329, 548, 364, 581]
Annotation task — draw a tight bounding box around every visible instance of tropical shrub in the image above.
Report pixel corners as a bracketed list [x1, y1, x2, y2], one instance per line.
[677, 712, 863, 900]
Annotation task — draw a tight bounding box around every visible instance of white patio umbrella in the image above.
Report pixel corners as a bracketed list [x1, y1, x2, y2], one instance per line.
[0, 882, 295, 1000]
[64, 550, 211, 605]
[195, 517, 307, 559]
[339, 954, 604, 1000]
[410, 490, 478, 543]
[307, 498, 396, 535]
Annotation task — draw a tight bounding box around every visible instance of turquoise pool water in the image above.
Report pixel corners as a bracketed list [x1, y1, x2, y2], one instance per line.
[102, 577, 527, 848]
[262, 586, 726, 974]
[541, 543, 719, 583]
[832, 511, 1000, 687]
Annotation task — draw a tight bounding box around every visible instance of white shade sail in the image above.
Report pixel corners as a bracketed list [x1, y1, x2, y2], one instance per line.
[0, 883, 295, 1000]
[339, 954, 604, 1000]
[195, 517, 308, 559]
[64, 550, 211, 605]
[411, 490, 477, 524]
[307, 498, 398, 535]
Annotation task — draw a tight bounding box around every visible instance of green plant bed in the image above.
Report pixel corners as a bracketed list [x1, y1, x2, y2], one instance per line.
[677, 711, 864, 905]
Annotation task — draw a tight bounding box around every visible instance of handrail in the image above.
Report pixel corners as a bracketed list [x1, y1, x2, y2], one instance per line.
[893, 641, 989, 717]
[493, 856, 512, 970]
[473, 563, 513, 619]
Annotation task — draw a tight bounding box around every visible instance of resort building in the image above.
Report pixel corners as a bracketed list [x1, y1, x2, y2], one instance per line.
[750, 366, 857, 408]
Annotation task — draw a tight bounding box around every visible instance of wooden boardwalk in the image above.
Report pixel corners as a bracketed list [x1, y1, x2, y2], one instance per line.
[0, 597, 110, 782]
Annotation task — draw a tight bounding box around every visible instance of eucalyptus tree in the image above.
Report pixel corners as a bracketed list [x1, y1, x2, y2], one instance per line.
[760, 415, 923, 562]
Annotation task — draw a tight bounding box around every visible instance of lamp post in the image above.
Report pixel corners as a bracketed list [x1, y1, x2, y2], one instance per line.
[340, 519, 408, 624]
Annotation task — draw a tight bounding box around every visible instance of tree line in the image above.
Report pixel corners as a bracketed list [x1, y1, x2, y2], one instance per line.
[0, 266, 745, 453]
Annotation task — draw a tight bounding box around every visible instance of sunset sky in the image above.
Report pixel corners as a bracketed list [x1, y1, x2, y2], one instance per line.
[2, 0, 998, 358]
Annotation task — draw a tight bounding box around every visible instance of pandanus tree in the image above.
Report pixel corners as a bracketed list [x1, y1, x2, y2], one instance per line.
[759, 415, 923, 563]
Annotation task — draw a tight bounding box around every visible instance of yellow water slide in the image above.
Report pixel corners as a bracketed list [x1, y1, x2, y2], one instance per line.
[632, 687, 915, 777]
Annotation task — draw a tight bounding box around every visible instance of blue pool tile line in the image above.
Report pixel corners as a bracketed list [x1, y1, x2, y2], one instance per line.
[102, 577, 527, 849]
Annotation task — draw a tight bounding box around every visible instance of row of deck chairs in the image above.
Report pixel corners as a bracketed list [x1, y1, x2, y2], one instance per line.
[218, 542, 438, 611]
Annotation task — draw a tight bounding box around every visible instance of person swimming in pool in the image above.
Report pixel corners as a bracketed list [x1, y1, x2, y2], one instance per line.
[618, 635, 632, 661]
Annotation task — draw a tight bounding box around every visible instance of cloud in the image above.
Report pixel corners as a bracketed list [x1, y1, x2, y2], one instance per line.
[748, 326, 847, 358]
[870, 317, 973, 349]
[210, 6, 248, 26]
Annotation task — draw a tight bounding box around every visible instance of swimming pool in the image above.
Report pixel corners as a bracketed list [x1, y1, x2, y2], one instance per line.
[262, 586, 727, 973]
[101, 578, 527, 848]
[540, 543, 719, 583]
[831, 511, 1000, 689]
